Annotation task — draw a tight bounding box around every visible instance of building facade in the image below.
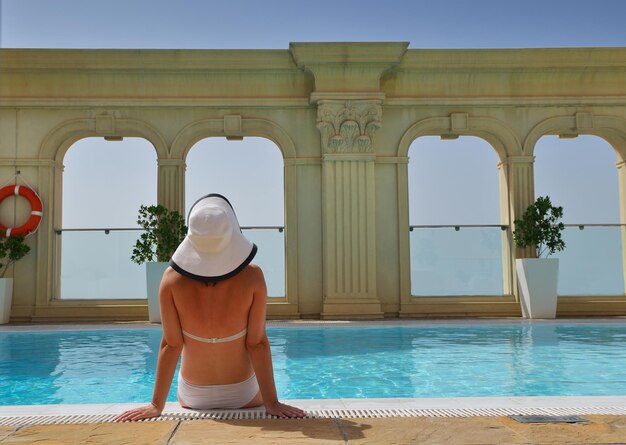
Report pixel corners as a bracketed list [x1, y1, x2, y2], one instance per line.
[1, 43, 626, 321]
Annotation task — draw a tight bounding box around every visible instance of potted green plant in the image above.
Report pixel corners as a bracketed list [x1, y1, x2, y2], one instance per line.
[0, 234, 31, 324]
[131, 205, 187, 323]
[513, 196, 566, 319]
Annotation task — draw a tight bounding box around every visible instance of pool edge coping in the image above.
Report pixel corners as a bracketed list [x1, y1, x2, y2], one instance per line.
[2, 396, 626, 423]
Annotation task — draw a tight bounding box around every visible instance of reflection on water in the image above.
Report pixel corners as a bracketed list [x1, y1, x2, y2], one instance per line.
[1, 325, 626, 405]
[0, 330, 170, 405]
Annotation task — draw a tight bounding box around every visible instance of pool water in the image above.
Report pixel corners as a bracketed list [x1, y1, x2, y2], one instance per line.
[1, 324, 626, 405]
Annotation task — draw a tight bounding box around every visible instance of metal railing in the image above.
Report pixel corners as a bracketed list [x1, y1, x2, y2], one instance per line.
[408, 224, 509, 296]
[54, 226, 285, 300]
[408, 223, 625, 297]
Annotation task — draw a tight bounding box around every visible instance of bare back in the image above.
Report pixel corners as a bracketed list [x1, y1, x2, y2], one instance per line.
[161, 264, 263, 385]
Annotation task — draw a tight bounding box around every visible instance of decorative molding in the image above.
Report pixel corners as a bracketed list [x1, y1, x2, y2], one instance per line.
[499, 156, 535, 165]
[323, 153, 376, 162]
[316, 100, 382, 153]
[384, 96, 626, 107]
[397, 115, 521, 160]
[575, 112, 593, 130]
[39, 117, 169, 160]
[522, 113, 626, 158]
[223, 115, 242, 137]
[450, 113, 469, 132]
[0, 159, 63, 168]
[95, 114, 114, 134]
[0, 98, 312, 109]
[170, 117, 296, 160]
[376, 156, 409, 164]
[284, 158, 321, 166]
[311, 92, 385, 103]
[157, 159, 185, 167]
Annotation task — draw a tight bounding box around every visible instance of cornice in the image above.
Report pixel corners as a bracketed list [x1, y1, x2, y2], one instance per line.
[289, 42, 409, 67]
[398, 47, 626, 71]
[0, 48, 299, 71]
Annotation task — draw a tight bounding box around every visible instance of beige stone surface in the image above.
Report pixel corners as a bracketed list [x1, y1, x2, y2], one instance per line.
[0, 420, 177, 445]
[170, 418, 346, 444]
[500, 414, 626, 444]
[0, 427, 18, 442]
[340, 417, 531, 445]
[1, 416, 626, 444]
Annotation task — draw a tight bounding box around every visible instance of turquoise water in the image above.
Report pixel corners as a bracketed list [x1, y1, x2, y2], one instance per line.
[1, 324, 626, 405]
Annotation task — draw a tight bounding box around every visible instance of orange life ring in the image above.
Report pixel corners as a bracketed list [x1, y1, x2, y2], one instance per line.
[0, 185, 43, 237]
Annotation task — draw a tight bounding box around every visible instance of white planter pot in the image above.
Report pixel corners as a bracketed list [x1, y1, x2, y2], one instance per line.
[515, 258, 559, 319]
[0, 278, 14, 324]
[146, 262, 169, 323]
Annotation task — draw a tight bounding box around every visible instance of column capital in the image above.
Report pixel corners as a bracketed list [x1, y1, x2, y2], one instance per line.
[316, 99, 382, 154]
[498, 155, 535, 167]
[157, 159, 186, 167]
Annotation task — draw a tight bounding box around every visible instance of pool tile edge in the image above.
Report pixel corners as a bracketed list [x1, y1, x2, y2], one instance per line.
[2, 396, 626, 420]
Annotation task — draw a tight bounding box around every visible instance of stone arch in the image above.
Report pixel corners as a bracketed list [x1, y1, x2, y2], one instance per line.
[523, 113, 626, 162]
[39, 116, 168, 161]
[170, 116, 299, 310]
[396, 114, 520, 306]
[397, 114, 522, 161]
[170, 117, 296, 161]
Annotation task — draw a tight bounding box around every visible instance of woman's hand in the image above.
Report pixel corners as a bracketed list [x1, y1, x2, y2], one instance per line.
[264, 401, 306, 418]
[114, 403, 162, 422]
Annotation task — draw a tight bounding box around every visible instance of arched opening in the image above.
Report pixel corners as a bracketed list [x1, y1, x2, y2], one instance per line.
[534, 135, 622, 295]
[185, 137, 285, 297]
[58, 137, 157, 299]
[407, 136, 504, 296]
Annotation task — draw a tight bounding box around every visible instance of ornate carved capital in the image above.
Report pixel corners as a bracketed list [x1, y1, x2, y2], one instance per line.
[316, 100, 382, 153]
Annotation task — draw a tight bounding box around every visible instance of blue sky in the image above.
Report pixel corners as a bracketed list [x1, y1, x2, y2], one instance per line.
[1, 0, 624, 227]
[2, 0, 626, 49]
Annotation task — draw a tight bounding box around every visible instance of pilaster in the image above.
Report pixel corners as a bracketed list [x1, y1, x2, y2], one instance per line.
[318, 99, 383, 318]
[502, 156, 536, 259]
[157, 159, 185, 214]
[617, 160, 626, 293]
[500, 155, 535, 303]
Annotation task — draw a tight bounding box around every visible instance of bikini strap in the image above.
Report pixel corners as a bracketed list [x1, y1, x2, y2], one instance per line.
[182, 328, 247, 344]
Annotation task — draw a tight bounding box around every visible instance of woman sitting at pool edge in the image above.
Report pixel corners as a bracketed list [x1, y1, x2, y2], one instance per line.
[116, 194, 305, 421]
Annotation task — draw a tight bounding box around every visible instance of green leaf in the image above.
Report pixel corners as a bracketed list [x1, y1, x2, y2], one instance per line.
[131, 204, 187, 264]
[0, 235, 31, 277]
[513, 196, 566, 258]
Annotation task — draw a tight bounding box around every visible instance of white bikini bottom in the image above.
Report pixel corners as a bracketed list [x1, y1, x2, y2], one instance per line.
[177, 372, 260, 410]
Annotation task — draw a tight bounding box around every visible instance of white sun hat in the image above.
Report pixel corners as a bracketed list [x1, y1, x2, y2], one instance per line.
[170, 194, 257, 282]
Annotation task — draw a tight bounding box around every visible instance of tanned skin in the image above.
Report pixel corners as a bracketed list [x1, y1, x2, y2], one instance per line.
[115, 265, 305, 421]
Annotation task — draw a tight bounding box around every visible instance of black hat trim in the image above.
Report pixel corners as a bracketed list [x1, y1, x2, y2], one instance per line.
[169, 243, 258, 284]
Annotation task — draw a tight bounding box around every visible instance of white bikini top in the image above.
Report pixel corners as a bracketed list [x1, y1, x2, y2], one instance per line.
[182, 328, 247, 344]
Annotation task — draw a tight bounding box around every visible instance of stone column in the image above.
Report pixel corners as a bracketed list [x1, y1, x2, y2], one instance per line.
[504, 156, 536, 259]
[318, 99, 383, 318]
[500, 155, 535, 301]
[157, 159, 185, 215]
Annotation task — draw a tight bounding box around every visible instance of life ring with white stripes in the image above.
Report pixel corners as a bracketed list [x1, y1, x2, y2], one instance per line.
[0, 185, 43, 237]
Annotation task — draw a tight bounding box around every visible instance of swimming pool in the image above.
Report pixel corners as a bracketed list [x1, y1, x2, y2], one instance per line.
[1, 323, 625, 405]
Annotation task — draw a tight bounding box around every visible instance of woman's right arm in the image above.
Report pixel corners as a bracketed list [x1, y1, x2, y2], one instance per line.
[115, 270, 183, 421]
[245, 266, 305, 418]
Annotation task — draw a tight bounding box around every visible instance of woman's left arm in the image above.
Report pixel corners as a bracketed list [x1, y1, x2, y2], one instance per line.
[115, 271, 184, 421]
